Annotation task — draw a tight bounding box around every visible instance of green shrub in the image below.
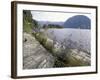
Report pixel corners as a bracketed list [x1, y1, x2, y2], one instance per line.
[33, 32, 54, 55]
[45, 39, 53, 52]
[42, 37, 47, 45]
[37, 34, 43, 43]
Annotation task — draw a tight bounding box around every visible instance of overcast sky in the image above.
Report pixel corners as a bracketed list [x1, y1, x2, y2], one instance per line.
[31, 11, 91, 22]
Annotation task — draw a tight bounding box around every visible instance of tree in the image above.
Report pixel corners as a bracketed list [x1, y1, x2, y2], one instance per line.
[23, 10, 38, 33]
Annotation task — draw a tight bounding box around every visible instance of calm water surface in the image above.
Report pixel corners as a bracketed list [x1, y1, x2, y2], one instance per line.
[45, 28, 91, 53]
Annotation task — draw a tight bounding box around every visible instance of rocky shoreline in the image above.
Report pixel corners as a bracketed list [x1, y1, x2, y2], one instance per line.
[23, 33, 55, 69]
[23, 32, 91, 69]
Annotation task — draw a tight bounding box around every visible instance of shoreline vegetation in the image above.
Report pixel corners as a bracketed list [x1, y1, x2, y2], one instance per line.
[23, 10, 90, 69]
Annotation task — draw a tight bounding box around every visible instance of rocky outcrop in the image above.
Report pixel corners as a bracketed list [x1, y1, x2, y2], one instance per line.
[23, 33, 55, 69]
[65, 49, 90, 66]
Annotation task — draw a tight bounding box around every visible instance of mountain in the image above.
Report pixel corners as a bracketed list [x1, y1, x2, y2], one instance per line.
[37, 21, 64, 27]
[63, 15, 91, 29]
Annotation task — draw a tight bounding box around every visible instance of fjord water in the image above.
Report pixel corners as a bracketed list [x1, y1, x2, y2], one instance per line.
[46, 28, 91, 53]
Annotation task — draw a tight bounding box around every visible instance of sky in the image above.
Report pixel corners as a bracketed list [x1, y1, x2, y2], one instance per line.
[31, 10, 91, 22]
